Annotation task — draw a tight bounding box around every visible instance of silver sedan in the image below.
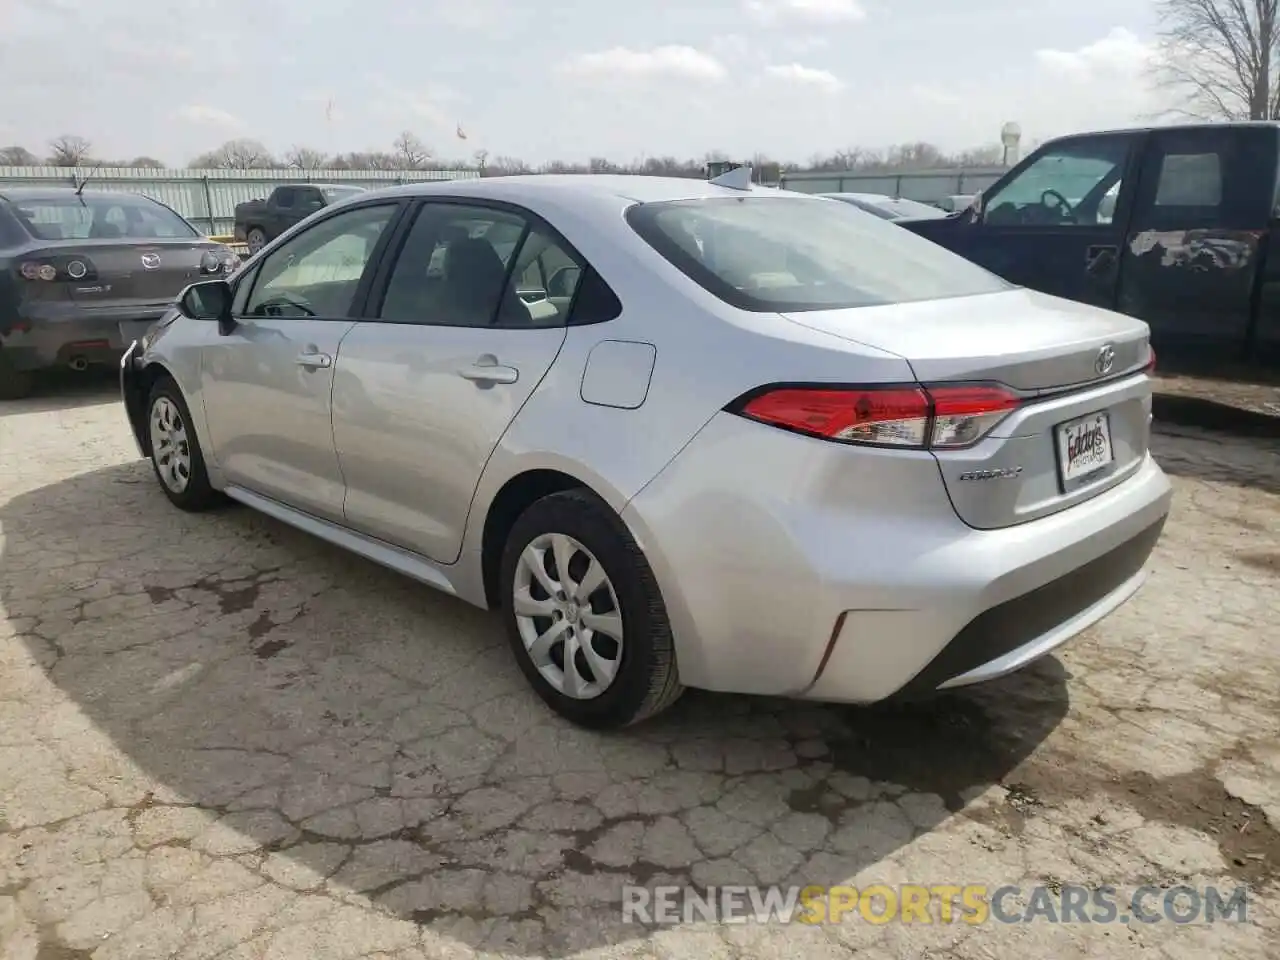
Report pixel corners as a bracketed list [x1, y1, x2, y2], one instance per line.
[119, 174, 1172, 728]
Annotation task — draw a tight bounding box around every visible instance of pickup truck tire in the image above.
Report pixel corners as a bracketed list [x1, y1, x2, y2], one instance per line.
[247, 227, 267, 254]
[0, 350, 35, 401]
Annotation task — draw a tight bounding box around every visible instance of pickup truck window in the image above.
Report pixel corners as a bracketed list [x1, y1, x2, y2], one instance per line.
[1155, 153, 1222, 207]
[983, 137, 1131, 228]
[275, 188, 296, 209]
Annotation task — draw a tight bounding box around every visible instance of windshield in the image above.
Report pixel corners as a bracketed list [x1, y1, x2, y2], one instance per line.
[11, 195, 197, 241]
[626, 196, 1010, 312]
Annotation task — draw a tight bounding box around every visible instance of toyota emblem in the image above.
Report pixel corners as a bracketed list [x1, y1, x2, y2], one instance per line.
[1094, 344, 1115, 376]
[140, 253, 161, 270]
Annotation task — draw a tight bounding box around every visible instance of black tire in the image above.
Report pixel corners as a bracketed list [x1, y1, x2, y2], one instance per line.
[0, 351, 35, 400]
[145, 376, 222, 512]
[499, 489, 684, 729]
[247, 227, 267, 254]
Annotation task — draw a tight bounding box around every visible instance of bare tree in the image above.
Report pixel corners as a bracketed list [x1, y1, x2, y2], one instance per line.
[0, 145, 39, 165]
[128, 156, 166, 169]
[47, 135, 93, 166]
[284, 145, 329, 169]
[472, 148, 489, 173]
[1155, 0, 1280, 119]
[392, 131, 430, 169]
[189, 138, 276, 169]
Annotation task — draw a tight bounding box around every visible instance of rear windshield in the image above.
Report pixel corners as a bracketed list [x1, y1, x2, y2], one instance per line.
[9, 195, 197, 241]
[626, 196, 1010, 312]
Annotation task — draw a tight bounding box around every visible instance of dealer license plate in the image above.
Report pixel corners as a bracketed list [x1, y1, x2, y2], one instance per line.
[1055, 411, 1114, 487]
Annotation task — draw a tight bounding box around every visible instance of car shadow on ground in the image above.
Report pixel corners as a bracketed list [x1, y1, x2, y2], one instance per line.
[0, 460, 1071, 957]
[1, 368, 120, 416]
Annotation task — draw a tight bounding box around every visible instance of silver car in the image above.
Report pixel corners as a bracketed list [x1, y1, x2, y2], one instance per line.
[119, 175, 1173, 729]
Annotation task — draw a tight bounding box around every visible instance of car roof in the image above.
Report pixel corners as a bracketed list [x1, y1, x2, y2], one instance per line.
[0, 186, 156, 203]
[365, 174, 808, 206]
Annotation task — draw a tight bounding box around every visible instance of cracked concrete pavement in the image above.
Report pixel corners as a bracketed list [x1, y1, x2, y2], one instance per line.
[1, 379, 1278, 959]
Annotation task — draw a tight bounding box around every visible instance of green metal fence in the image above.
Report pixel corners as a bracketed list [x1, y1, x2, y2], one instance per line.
[0, 165, 479, 236]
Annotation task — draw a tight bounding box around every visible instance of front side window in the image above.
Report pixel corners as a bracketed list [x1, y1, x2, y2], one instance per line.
[243, 203, 395, 318]
[11, 196, 197, 241]
[627, 196, 1010, 312]
[378, 203, 587, 328]
[982, 137, 1131, 227]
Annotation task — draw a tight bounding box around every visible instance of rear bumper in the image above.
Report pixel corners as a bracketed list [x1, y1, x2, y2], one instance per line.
[622, 411, 1173, 703]
[2, 301, 169, 372]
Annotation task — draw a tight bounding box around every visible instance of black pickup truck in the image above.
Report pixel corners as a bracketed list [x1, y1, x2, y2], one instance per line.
[233, 183, 366, 254]
[902, 122, 1280, 365]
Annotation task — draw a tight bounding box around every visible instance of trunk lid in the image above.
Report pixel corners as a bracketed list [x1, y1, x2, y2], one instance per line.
[63, 239, 220, 308]
[779, 288, 1154, 530]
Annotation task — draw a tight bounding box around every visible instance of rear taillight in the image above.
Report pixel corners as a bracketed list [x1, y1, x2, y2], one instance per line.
[17, 255, 98, 283]
[1144, 346, 1156, 374]
[731, 383, 1022, 450]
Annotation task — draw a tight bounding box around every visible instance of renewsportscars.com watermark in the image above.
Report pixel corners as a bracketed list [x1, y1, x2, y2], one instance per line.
[622, 884, 1251, 926]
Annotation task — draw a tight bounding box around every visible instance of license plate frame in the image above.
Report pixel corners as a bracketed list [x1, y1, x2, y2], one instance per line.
[1054, 410, 1115, 492]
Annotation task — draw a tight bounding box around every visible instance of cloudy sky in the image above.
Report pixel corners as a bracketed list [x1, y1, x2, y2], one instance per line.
[2, 0, 1163, 166]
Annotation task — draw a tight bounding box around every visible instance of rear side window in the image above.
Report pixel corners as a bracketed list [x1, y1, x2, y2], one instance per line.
[1154, 153, 1222, 206]
[626, 196, 1010, 313]
[376, 202, 620, 328]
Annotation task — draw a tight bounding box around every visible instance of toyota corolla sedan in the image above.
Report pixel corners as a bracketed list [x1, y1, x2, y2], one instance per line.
[119, 175, 1172, 729]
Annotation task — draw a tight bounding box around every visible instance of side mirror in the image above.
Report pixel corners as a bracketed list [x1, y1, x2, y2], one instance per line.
[177, 280, 236, 335]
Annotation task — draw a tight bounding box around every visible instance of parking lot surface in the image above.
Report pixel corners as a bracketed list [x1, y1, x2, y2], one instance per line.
[1, 381, 1278, 959]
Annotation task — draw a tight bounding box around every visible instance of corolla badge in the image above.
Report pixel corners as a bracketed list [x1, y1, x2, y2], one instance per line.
[1095, 344, 1115, 376]
[140, 253, 162, 270]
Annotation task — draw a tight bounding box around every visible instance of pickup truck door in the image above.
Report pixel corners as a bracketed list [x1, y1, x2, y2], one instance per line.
[199, 200, 403, 521]
[907, 132, 1141, 310]
[1117, 125, 1273, 358]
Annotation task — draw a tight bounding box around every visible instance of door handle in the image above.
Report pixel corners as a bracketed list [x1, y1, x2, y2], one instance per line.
[458, 357, 518, 384]
[296, 352, 332, 369]
[1085, 244, 1118, 274]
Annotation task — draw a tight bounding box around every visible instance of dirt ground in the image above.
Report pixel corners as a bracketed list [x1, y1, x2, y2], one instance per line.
[0, 379, 1278, 959]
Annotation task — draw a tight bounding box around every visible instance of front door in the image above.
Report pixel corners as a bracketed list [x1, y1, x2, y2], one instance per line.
[950, 133, 1141, 309]
[331, 200, 587, 563]
[1117, 125, 1272, 358]
[200, 201, 401, 521]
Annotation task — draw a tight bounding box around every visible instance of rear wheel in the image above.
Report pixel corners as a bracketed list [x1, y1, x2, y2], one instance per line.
[0, 350, 35, 400]
[247, 227, 267, 254]
[146, 376, 221, 511]
[499, 489, 683, 729]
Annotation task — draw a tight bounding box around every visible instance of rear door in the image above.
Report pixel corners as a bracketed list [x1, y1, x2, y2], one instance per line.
[1117, 125, 1274, 358]
[331, 199, 589, 563]
[952, 132, 1141, 308]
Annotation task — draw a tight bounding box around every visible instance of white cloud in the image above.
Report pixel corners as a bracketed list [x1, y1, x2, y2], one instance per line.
[909, 84, 964, 107]
[745, 0, 865, 25]
[559, 46, 727, 82]
[366, 75, 459, 130]
[1036, 27, 1154, 79]
[764, 63, 844, 92]
[175, 105, 240, 128]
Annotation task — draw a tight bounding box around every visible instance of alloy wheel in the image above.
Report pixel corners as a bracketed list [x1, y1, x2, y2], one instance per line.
[149, 396, 192, 494]
[513, 532, 624, 700]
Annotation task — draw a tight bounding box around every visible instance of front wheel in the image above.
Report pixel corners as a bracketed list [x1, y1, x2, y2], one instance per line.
[499, 489, 683, 729]
[246, 228, 267, 254]
[146, 377, 222, 511]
